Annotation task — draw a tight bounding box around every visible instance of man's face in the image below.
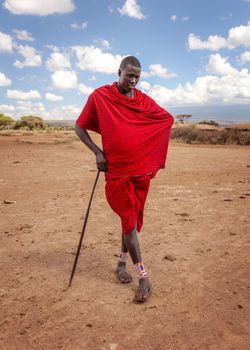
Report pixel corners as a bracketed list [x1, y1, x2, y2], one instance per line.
[118, 64, 141, 93]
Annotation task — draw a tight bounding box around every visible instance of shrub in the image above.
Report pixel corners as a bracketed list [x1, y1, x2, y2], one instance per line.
[14, 116, 47, 130]
[171, 126, 250, 145]
[0, 114, 15, 129]
[198, 120, 219, 127]
[171, 127, 199, 144]
[239, 132, 250, 145]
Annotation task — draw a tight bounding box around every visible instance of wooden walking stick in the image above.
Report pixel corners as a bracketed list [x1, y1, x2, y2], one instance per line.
[68, 170, 100, 287]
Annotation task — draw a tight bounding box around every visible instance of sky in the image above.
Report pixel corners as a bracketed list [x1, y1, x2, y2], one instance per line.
[0, 0, 250, 124]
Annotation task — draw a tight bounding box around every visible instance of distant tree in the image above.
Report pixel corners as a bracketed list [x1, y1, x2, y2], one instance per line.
[14, 116, 47, 130]
[0, 114, 15, 129]
[198, 120, 219, 127]
[175, 114, 192, 124]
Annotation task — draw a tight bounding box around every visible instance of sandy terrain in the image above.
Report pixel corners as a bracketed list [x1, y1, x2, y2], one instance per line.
[0, 130, 249, 350]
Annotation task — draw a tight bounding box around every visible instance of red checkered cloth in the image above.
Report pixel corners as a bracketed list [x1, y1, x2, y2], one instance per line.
[76, 82, 174, 180]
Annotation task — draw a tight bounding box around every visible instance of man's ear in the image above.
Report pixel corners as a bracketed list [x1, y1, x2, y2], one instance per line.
[118, 68, 121, 77]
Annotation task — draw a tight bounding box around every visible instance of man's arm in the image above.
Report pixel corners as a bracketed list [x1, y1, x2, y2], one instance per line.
[75, 123, 108, 173]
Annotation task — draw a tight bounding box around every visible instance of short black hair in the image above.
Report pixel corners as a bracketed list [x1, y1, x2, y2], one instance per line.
[120, 56, 141, 69]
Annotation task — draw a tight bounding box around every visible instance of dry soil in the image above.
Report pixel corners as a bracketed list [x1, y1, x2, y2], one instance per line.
[0, 131, 249, 350]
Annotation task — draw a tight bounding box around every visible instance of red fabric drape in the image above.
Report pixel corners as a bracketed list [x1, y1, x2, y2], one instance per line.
[76, 82, 174, 180]
[105, 175, 151, 235]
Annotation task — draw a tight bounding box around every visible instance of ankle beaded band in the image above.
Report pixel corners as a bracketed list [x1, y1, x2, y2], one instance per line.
[135, 262, 148, 279]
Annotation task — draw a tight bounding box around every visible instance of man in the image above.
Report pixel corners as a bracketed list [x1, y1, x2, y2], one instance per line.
[75, 56, 174, 303]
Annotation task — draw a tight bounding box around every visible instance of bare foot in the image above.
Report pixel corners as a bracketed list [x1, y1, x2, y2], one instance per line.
[115, 262, 132, 284]
[134, 277, 152, 303]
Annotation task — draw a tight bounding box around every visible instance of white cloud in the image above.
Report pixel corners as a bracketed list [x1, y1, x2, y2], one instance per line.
[46, 52, 71, 72]
[72, 45, 124, 74]
[0, 31, 13, 52]
[101, 40, 111, 49]
[18, 74, 45, 83]
[0, 104, 15, 114]
[46, 45, 59, 51]
[188, 33, 227, 51]
[118, 0, 145, 20]
[51, 70, 78, 89]
[171, 15, 188, 23]
[13, 29, 34, 41]
[6, 89, 41, 100]
[218, 13, 232, 21]
[3, 0, 75, 16]
[240, 51, 250, 63]
[16, 101, 45, 114]
[78, 83, 94, 95]
[142, 64, 177, 79]
[188, 21, 250, 51]
[141, 63, 250, 108]
[54, 105, 81, 118]
[45, 92, 63, 101]
[70, 21, 87, 29]
[140, 56, 250, 107]
[14, 45, 42, 68]
[205, 54, 240, 76]
[227, 21, 250, 48]
[0, 72, 12, 86]
[140, 81, 151, 91]
[15, 101, 46, 118]
[12, 101, 80, 120]
[94, 39, 111, 49]
[41, 105, 81, 120]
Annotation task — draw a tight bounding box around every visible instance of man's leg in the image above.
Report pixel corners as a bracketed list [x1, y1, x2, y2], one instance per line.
[123, 226, 152, 303]
[115, 235, 132, 283]
[105, 176, 151, 300]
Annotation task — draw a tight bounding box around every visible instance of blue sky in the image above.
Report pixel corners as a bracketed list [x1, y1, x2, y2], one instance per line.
[0, 0, 250, 123]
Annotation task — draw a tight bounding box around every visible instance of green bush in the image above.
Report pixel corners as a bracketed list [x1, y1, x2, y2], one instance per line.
[14, 116, 47, 130]
[0, 114, 15, 129]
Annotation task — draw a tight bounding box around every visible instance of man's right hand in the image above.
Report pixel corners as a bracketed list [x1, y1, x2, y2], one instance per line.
[74, 124, 108, 173]
[96, 150, 108, 173]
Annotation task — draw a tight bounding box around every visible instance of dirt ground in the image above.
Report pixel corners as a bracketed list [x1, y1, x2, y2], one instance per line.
[0, 130, 249, 350]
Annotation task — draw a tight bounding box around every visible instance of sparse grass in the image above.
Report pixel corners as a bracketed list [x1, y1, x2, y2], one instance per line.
[15, 140, 34, 144]
[171, 126, 250, 145]
[0, 131, 12, 136]
[2, 122, 249, 145]
[53, 139, 73, 145]
[21, 132, 35, 136]
[47, 125, 74, 131]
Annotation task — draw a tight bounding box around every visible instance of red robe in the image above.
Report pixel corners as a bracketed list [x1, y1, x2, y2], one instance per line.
[76, 82, 174, 234]
[76, 82, 174, 180]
